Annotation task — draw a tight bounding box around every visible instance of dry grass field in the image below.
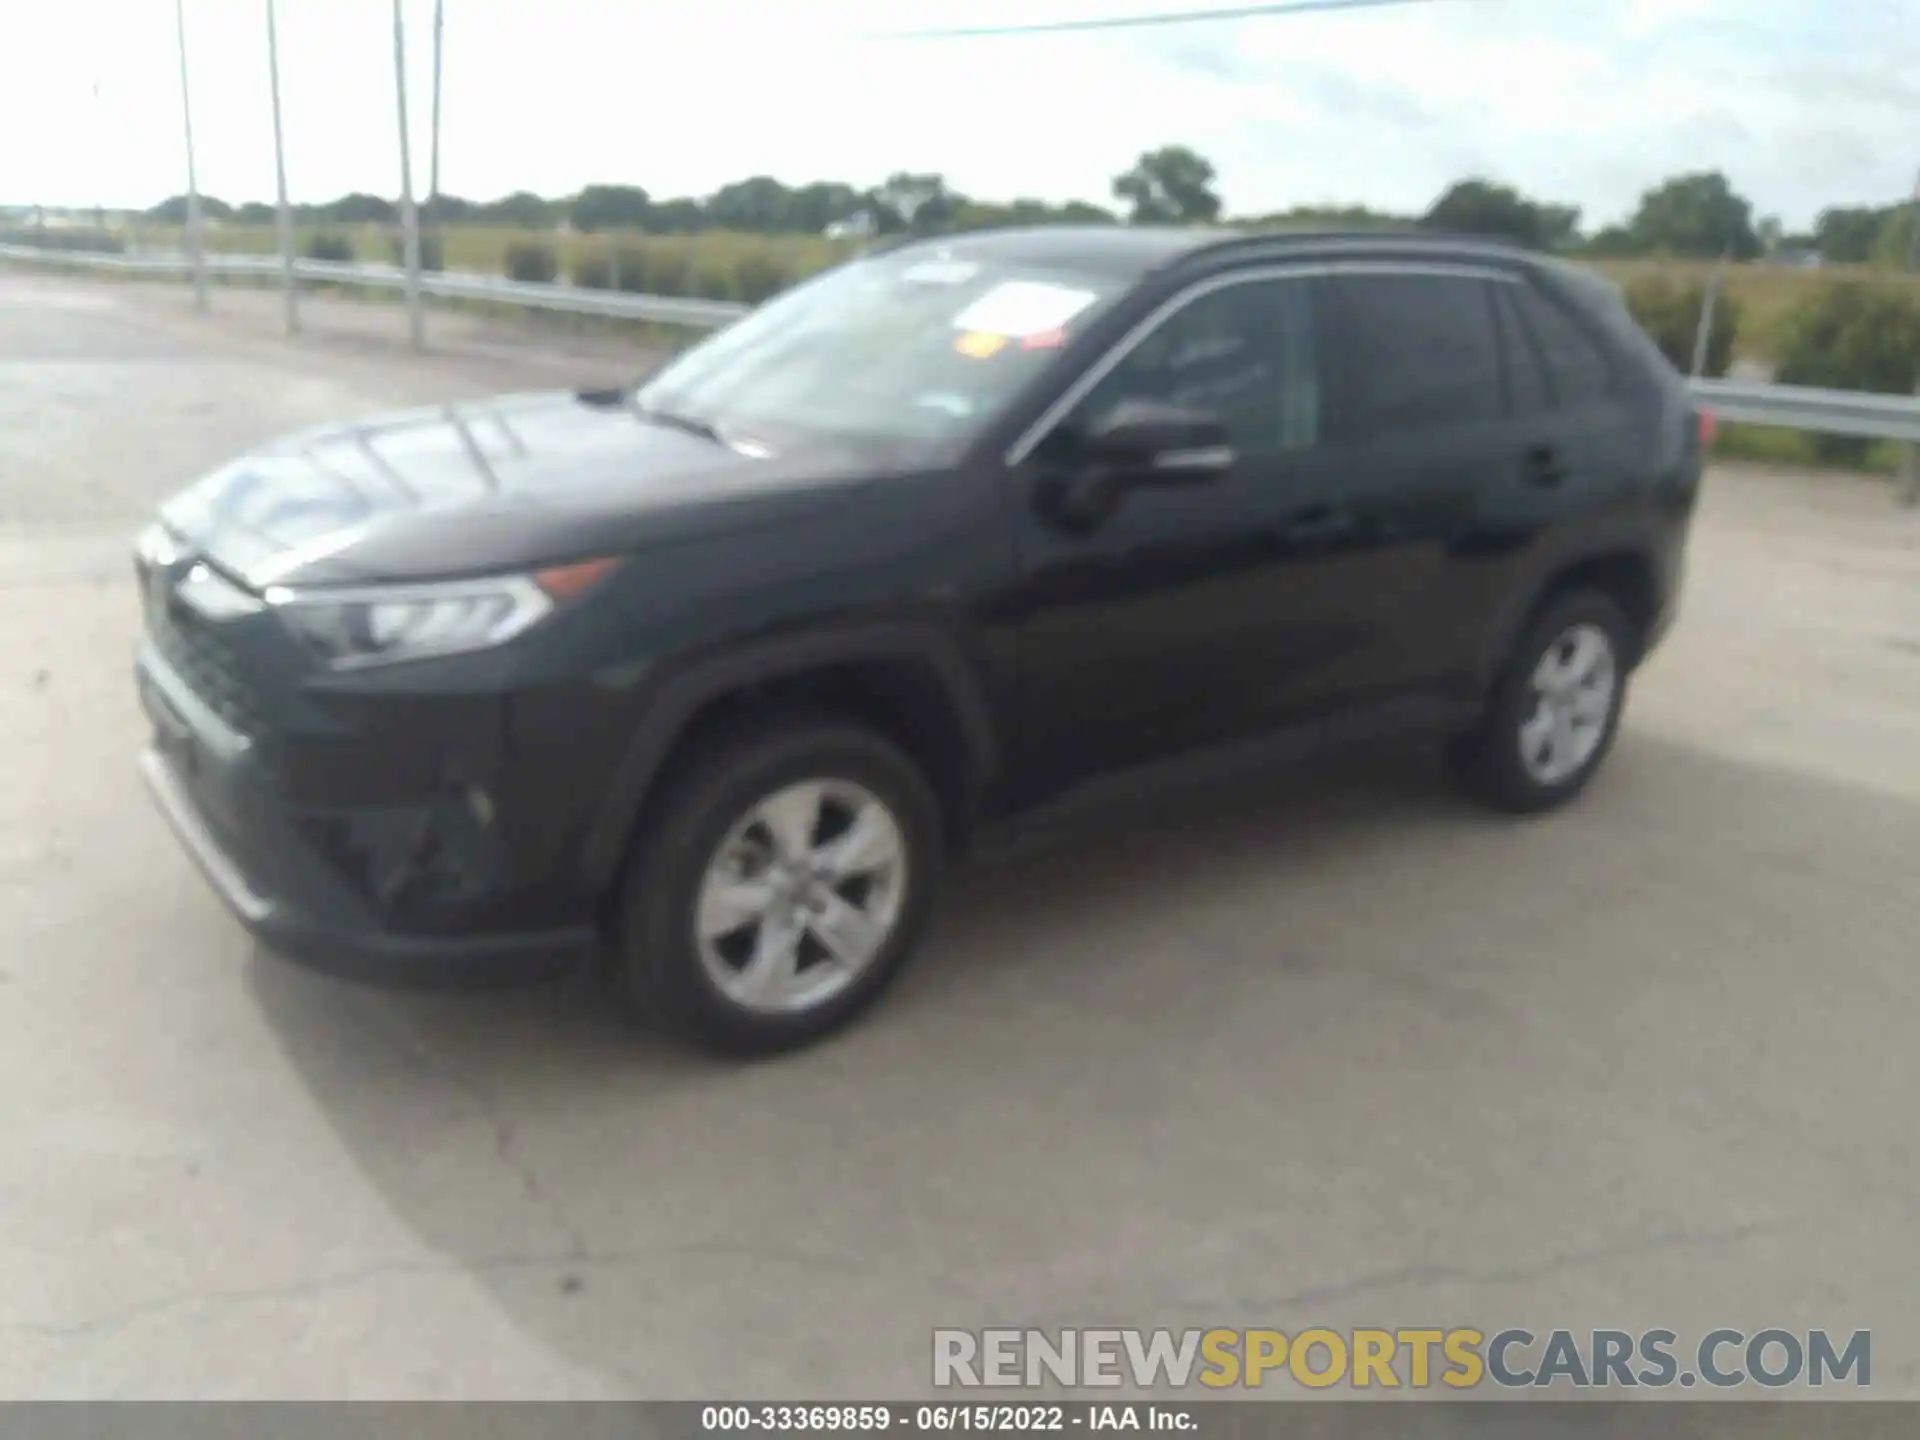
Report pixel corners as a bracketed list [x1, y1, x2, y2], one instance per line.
[87, 222, 1920, 478]
[106, 222, 1920, 359]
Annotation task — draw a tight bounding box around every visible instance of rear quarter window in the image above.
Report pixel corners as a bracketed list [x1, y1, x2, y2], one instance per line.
[1509, 281, 1618, 407]
[1548, 268, 1680, 382]
[1491, 285, 1551, 417]
[1319, 273, 1505, 442]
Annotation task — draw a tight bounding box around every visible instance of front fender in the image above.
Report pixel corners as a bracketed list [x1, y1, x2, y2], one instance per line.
[577, 620, 1001, 892]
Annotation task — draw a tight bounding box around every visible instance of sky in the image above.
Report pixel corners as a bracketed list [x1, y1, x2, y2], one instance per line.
[2, 0, 1916, 231]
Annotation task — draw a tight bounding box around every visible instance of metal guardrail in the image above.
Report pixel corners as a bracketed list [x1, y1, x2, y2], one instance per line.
[0, 240, 750, 329]
[1688, 377, 1920, 445]
[5, 241, 1920, 450]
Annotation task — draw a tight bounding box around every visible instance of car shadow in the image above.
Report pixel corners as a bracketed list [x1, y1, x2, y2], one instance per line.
[248, 736, 1469, 1099]
[244, 730, 1920, 1397]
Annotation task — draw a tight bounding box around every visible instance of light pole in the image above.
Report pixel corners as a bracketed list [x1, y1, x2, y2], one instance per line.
[175, 0, 207, 309]
[393, 0, 425, 350]
[1690, 249, 1727, 379]
[1908, 168, 1920, 272]
[91, 81, 106, 235]
[426, 0, 444, 280]
[266, 0, 298, 334]
[1902, 168, 1920, 508]
[429, 0, 445, 206]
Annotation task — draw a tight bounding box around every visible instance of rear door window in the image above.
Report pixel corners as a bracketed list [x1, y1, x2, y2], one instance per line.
[1320, 273, 1504, 442]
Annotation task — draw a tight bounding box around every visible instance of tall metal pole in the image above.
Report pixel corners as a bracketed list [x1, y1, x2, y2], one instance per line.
[429, 0, 445, 205]
[266, 0, 299, 334]
[393, 0, 425, 350]
[1907, 168, 1920, 271]
[91, 82, 106, 237]
[426, 0, 444, 277]
[1901, 170, 1920, 508]
[1689, 250, 1727, 379]
[175, 0, 207, 310]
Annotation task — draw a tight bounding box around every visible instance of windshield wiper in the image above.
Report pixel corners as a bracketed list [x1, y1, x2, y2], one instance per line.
[632, 400, 726, 446]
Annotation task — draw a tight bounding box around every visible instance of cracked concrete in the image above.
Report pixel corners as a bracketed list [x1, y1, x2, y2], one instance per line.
[3, 270, 1920, 1399]
[344, 1000, 594, 1267]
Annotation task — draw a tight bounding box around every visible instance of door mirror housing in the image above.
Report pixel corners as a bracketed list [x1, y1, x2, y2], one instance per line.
[1080, 398, 1234, 482]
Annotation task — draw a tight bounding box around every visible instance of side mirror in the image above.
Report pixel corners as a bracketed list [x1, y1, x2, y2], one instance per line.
[1080, 398, 1235, 482]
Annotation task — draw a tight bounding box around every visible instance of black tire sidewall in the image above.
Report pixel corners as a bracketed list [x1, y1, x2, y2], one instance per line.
[1464, 591, 1633, 813]
[619, 719, 944, 1055]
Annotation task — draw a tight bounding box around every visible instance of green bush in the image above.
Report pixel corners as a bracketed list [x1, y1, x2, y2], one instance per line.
[572, 242, 667, 292]
[386, 232, 444, 272]
[641, 245, 691, 297]
[558, 232, 839, 304]
[505, 240, 558, 284]
[686, 248, 741, 302]
[570, 251, 613, 289]
[1622, 274, 1739, 377]
[734, 250, 795, 303]
[1775, 282, 1920, 464]
[1712, 423, 1904, 475]
[0, 228, 125, 254]
[304, 233, 354, 263]
[610, 247, 652, 293]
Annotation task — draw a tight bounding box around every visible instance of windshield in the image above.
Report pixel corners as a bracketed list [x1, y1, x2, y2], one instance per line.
[633, 250, 1125, 450]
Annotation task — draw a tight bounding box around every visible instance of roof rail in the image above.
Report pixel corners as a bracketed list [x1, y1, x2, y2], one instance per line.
[1187, 225, 1536, 262]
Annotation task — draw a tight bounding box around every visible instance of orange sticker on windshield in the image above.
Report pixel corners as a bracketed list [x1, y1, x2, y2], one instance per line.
[955, 331, 1008, 359]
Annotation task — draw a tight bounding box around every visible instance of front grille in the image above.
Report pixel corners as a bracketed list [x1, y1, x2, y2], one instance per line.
[148, 599, 267, 739]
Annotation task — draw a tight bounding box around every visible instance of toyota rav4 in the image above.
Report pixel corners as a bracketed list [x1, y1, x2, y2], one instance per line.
[134, 226, 1704, 1053]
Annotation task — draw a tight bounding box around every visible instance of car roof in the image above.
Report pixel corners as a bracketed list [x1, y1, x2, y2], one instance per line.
[881, 224, 1553, 282]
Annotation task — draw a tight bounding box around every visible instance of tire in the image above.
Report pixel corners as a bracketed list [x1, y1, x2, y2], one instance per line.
[1451, 590, 1634, 815]
[614, 711, 944, 1056]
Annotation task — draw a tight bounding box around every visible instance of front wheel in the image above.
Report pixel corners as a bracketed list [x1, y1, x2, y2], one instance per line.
[1451, 591, 1633, 814]
[614, 714, 944, 1055]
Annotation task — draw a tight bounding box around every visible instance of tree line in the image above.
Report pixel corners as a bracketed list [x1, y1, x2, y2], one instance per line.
[140, 143, 1920, 268]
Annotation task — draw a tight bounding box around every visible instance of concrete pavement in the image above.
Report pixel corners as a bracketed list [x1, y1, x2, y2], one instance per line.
[2, 270, 1919, 1400]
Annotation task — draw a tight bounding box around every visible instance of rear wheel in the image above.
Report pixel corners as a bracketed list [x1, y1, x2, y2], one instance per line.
[1452, 591, 1632, 814]
[614, 714, 943, 1055]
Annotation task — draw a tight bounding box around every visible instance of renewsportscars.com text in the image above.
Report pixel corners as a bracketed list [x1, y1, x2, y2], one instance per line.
[932, 1328, 1871, 1390]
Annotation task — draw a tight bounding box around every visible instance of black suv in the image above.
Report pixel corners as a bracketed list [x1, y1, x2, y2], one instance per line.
[134, 226, 1704, 1052]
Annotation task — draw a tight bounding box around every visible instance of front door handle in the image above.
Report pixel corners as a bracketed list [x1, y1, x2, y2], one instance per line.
[1524, 445, 1569, 487]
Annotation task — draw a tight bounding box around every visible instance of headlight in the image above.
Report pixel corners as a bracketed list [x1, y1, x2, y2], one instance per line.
[135, 522, 182, 570]
[264, 558, 616, 670]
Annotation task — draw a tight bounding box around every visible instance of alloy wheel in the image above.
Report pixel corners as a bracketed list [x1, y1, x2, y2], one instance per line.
[1517, 621, 1618, 787]
[693, 778, 909, 1015]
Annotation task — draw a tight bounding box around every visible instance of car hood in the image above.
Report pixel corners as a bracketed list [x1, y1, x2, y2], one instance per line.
[157, 390, 889, 589]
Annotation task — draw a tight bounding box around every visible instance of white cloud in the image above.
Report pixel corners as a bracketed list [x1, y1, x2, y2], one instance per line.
[2, 0, 1915, 229]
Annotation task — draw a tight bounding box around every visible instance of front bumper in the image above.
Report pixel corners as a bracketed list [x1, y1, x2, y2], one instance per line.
[135, 640, 600, 989]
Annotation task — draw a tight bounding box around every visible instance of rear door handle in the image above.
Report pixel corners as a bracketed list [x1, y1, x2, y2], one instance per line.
[1524, 445, 1569, 487]
[1276, 503, 1355, 546]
